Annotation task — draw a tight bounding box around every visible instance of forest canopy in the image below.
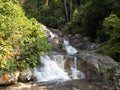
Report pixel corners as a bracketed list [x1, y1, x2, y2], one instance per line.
[19, 0, 120, 62]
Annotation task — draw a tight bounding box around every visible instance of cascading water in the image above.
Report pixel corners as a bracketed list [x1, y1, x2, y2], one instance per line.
[63, 37, 85, 79]
[69, 56, 85, 79]
[34, 28, 85, 83]
[70, 56, 77, 71]
[63, 38, 78, 55]
[51, 55, 66, 70]
[34, 55, 70, 82]
[41, 25, 56, 39]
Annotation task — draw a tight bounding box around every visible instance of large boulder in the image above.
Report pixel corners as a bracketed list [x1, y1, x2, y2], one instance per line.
[68, 34, 99, 51]
[78, 51, 118, 73]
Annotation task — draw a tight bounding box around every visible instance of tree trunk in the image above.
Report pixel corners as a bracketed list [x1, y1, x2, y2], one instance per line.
[70, 0, 72, 21]
[64, 0, 69, 22]
[46, 0, 48, 6]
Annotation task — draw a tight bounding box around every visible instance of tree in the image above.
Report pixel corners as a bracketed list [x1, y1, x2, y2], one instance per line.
[69, 0, 72, 21]
[102, 14, 120, 62]
[64, 0, 69, 22]
[46, 0, 48, 6]
[66, 0, 120, 41]
[0, 1, 51, 75]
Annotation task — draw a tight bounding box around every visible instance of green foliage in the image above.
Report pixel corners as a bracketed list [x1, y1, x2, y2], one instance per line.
[0, 1, 51, 76]
[0, 0, 18, 3]
[19, 0, 82, 29]
[66, 0, 120, 41]
[15, 0, 120, 62]
[66, 0, 112, 40]
[101, 14, 120, 62]
[20, 0, 66, 28]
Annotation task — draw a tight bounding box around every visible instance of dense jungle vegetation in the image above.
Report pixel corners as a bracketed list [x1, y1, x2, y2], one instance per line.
[0, 0, 51, 75]
[19, 0, 120, 62]
[0, 0, 120, 75]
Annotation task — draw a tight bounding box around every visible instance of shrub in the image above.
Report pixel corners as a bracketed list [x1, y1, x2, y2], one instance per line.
[101, 14, 120, 62]
[0, 1, 51, 75]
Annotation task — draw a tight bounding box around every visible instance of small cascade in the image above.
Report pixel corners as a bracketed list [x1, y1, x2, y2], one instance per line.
[51, 55, 66, 70]
[63, 37, 85, 79]
[70, 56, 77, 71]
[69, 56, 85, 79]
[41, 25, 56, 39]
[63, 38, 78, 55]
[34, 55, 70, 82]
[49, 31, 56, 39]
[34, 28, 85, 83]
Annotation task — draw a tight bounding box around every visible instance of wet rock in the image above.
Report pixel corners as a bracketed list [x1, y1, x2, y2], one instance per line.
[67, 34, 72, 38]
[77, 51, 119, 85]
[69, 74, 79, 80]
[57, 79, 115, 90]
[0, 79, 116, 90]
[78, 51, 118, 73]
[49, 86, 70, 90]
[113, 65, 120, 90]
[41, 25, 51, 38]
[102, 85, 116, 90]
[74, 42, 96, 50]
[21, 86, 47, 90]
[0, 72, 19, 85]
[0, 82, 32, 90]
[18, 68, 33, 82]
[48, 37, 62, 51]
[41, 25, 62, 51]
[49, 28, 63, 36]
[68, 35, 98, 51]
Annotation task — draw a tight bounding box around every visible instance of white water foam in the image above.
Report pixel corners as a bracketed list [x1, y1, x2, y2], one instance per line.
[63, 39, 78, 55]
[70, 57, 85, 79]
[63, 38, 85, 79]
[35, 26, 85, 82]
[34, 55, 70, 82]
[51, 55, 66, 70]
[41, 25, 56, 39]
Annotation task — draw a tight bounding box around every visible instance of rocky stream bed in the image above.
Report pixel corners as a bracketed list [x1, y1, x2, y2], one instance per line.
[0, 26, 120, 90]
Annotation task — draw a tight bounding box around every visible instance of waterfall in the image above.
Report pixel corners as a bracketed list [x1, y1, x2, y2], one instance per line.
[63, 39, 78, 55]
[34, 55, 70, 82]
[69, 56, 85, 79]
[34, 28, 85, 83]
[49, 31, 56, 39]
[41, 25, 56, 39]
[71, 57, 77, 71]
[51, 55, 66, 70]
[63, 38, 85, 79]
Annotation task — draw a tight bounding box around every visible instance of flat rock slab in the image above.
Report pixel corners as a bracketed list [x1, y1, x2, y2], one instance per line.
[0, 79, 116, 90]
[48, 79, 116, 90]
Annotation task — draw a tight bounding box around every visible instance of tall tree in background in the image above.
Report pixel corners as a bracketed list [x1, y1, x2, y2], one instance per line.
[46, 0, 48, 6]
[64, 0, 69, 22]
[70, 0, 72, 21]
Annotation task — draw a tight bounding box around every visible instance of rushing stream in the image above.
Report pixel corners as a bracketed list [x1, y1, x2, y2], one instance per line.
[0, 26, 86, 90]
[63, 38, 78, 55]
[34, 27, 85, 83]
[0, 26, 118, 90]
[34, 55, 70, 82]
[63, 37, 85, 79]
